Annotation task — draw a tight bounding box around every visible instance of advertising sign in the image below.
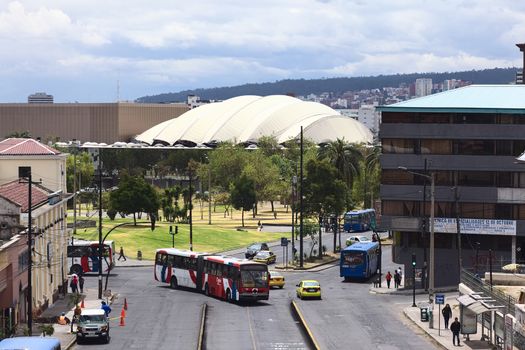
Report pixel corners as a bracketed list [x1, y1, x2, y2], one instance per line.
[460, 305, 478, 334]
[433, 218, 516, 236]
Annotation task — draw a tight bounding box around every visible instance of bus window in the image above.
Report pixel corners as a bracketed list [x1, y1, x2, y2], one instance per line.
[343, 251, 364, 266]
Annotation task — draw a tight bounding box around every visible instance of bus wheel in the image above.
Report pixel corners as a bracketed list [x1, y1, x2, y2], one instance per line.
[70, 264, 82, 276]
[204, 283, 209, 296]
[170, 277, 178, 290]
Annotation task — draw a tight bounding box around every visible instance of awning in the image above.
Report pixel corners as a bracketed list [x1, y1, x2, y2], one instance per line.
[457, 294, 502, 315]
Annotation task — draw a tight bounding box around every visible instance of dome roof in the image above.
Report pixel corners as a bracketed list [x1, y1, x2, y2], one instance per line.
[135, 95, 373, 146]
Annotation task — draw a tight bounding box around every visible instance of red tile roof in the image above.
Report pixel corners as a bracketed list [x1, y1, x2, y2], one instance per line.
[0, 180, 51, 212]
[0, 138, 61, 156]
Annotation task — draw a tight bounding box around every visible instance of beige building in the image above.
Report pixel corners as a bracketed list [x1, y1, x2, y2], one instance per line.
[0, 138, 72, 318]
[0, 102, 188, 144]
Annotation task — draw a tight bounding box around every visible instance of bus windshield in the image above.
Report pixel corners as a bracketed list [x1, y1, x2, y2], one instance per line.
[343, 251, 364, 267]
[240, 265, 268, 288]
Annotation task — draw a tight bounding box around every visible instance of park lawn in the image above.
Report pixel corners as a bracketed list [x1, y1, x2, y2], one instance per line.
[73, 220, 285, 260]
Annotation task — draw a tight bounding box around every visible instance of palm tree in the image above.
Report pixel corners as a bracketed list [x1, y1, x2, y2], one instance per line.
[360, 144, 381, 208]
[317, 139, 363, 190]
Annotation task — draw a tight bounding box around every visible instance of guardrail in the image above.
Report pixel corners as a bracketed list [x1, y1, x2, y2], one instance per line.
[460, 268, 516, 315]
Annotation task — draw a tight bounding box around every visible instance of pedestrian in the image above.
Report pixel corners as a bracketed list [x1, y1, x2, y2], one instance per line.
[118, 246, 127, 261]
[70, 274, 78, 294]
[394, 271, 400, 288]
[71, 304, 82, 333]
[101, 301, 112, 317]
[450, 317, 461, 346]
[386, 271, 392, 289]
[442, 303, 453, 329]
[397, 267, 403, 286]
[79, 275, 85, 294]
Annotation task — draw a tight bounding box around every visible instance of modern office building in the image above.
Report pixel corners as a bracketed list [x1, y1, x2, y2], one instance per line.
[28, 92, 53, 104]
[378, 84, 525, 287]
[0, 102, 188, 144]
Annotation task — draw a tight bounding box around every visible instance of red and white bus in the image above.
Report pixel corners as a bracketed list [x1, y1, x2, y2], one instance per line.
[155, 248, 270, 302]
[67, 239, 115, 275]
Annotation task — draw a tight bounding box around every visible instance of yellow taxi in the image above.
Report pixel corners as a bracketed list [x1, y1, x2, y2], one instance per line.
[296, 280, 321, 300]
[269, 270, 285, 289]
[252, 250, 276, 264]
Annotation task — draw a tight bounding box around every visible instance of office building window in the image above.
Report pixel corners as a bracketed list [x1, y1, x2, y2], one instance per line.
[458, 171, 494, 187]
[421, 139, 452, 155]
[382, 112, 414, 123]
[383, 139, 416, 154]
[419, 113, 450, 124]
[454, 140, 494, 155]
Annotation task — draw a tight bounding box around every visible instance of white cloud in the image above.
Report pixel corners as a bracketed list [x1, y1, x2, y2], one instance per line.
[0, 0, 524, 102]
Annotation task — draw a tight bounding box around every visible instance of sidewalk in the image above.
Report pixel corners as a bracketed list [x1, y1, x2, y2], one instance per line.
[371, 282, 495, 349]
[38, 286, 116, 349]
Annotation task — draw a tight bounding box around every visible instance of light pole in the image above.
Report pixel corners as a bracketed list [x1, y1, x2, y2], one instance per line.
[291, 175, 297, 262]
[399, 166, 435, 327]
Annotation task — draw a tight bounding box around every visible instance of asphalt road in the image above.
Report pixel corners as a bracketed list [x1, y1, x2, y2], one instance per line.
[74, 231, 438, 350]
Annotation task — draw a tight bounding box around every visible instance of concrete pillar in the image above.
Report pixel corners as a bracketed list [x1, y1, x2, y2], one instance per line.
[512, 236, 516, 264]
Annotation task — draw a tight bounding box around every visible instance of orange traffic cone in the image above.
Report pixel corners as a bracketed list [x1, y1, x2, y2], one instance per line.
[120, 308, 126, 318]
[119, 315, 125, 326]
[123, 298, 128, 310]
[80, 298, 85, 308]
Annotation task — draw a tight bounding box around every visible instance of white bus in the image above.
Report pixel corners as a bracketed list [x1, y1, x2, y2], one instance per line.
[67, 239, 115, 275]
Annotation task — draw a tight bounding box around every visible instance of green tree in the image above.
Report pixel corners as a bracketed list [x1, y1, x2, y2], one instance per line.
[353, 144, 381, 208]
[5, 130, 31, 138]
[317, 139, 363, 193]
[109, 174, 160, 225]
[303, 159, 348, 255]
[66, 151, 95, 193]
[230, 174, 256, 227]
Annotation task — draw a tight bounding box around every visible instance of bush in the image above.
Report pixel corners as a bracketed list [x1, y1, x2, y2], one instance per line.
[39, 324, 54, 336]
[107, 208, 117, 220]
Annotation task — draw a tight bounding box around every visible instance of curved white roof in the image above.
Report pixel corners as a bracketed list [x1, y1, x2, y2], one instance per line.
[135, 95, 373, 146]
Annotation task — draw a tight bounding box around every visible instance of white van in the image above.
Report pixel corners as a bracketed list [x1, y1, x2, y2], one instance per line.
[76, 308, 110, 344]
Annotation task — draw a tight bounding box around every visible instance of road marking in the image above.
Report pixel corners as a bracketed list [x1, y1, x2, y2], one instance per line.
[246, 307, 257, 350]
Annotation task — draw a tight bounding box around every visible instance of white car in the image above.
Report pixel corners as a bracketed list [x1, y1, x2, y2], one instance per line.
[345, 235, 370, 247]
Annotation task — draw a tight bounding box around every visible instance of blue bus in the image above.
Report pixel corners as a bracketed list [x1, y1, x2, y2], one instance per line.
[340, 241, 380, 281]
[343, 209, 375, 232]
[0, 336, 61, 350]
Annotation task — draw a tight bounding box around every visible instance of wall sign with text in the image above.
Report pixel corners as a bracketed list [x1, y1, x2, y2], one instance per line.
[432, 218, 516, 236]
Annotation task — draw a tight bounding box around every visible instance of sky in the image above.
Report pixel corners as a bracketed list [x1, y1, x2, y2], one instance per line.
[1, 0, 525, 103]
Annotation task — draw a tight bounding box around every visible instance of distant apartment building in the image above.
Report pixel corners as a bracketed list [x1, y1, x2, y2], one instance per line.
[415, 78, 433, 97]
[358, 105, 381, 134]
[0, 102, 188, 144]
[28, 92, 53, 104]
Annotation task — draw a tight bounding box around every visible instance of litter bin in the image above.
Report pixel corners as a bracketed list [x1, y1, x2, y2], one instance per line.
[420, 306, 429, 322]
[137, 250, 142, 260]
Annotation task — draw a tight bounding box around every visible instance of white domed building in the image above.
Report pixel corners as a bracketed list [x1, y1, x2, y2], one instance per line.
[135, 95, 373, 147]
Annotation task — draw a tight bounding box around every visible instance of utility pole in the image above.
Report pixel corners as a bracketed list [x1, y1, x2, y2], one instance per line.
[20, 168, 42, 335]
[208, 165, 211, 225]
[299, 126, 304, 268]
[189, 168, 193, 251]
[98, 150, 103, 300]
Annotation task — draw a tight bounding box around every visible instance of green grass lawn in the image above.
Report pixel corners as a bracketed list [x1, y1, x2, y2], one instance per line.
[73, 219, 285, 260]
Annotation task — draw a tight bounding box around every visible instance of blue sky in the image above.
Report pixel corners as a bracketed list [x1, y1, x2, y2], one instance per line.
[1, 0, 524, 102]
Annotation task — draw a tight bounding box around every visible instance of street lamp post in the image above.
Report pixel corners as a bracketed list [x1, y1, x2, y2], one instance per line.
[399, 166, 435, 327]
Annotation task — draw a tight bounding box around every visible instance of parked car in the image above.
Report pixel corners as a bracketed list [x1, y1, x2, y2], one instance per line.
[345, 235, 370, 247]
[76, 308, 110, 344]
[269, 270, 285, 288]
[253, 250, 276, 264]
[296, 280, 321, 300]
[245, 242, 269, 259]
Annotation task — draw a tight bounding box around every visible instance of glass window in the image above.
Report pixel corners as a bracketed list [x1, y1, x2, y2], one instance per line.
[381, 170, 412, 185]
[382, 139, 416, 154]
[421, 139, 452, 154]
[496, 172, 512, 187]
[454, 114, 495, 124]
[382, 112, 414, 123]
[458, 171, 494, 186]
[454, 140, 494, 155]
[419, 113, 450, 123]
[495, 141, 512, 155]
[495, 204, 513, 219]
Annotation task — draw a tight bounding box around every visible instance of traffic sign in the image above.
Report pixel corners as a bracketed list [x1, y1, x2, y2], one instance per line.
[281, 237, 289, 246]
[435, 294, 445, 305]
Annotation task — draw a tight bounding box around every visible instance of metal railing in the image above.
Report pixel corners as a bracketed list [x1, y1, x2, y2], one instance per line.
[460, 268, 517, 315]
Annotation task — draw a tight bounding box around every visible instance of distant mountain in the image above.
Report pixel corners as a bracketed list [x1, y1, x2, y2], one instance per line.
[136, 67, 518, 103]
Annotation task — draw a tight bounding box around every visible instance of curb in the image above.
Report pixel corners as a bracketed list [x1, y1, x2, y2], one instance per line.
[402, 308, 449, 350]
[291, 300, 321, 350]
[197, 303, 207, 350]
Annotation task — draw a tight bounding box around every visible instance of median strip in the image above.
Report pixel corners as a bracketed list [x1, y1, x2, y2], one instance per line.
[290, 300, 321, 350]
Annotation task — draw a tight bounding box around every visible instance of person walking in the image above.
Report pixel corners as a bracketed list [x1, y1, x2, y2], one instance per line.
[70, 274, 78, 294]
[394, 271, 400, 288]
[71, 304, 82, 333]
[385, 271, 392, 289]
[397, 267, 403, 286]
[79, 275, 85, 294]
[442, 303, 453, 329]
[118, 246, 127, 261]
[450, 317, 461, 346]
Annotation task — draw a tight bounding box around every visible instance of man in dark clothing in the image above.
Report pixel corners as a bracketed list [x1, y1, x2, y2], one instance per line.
[118, 246, 127, 261]
[450, 317, 461, 346]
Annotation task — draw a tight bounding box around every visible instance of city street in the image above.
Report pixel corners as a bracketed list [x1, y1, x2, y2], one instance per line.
[73, 234, 439, 350]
